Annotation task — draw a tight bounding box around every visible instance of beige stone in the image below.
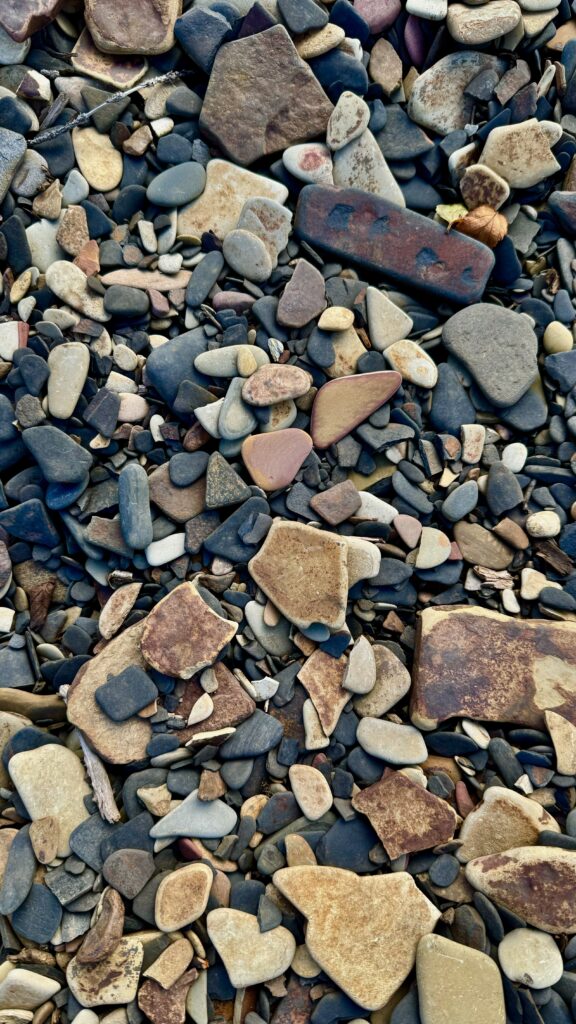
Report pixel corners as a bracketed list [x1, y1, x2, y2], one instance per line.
[207, 909, 296, 987]
[447, 0, 521, 43]
[498, 928, 563, 989]
[457, 786, 558, 862]
[178, 159, 288, 241]
[289, 764, 333, 821]
[84, 0, 181, 54]
[354, 645, 412, 717]
[296, 23, 345, 58]
[99, 583, 142, 639]
[29, 815, 59, 864]
[481, 118, 562, 188]
[0, 968, 60, 1012]
[297, 650, 349, 735]
[45, 262, 109, 323]
[141, 581, 238, 679]
[274, 866, 440, 1010]
[47, 341, 90, 419]
[417, 934, 505, 1024]
[466, 847, 576, 933]
[9, 745, 90, 857]
[546, 710, 576, 775]
[67, 938, 144, 1007]
[155, 864, 213, 932]
[384, 340, 438, 388]
[342, 635, 376, 695]
[0, 830, 17, 887]
[72, 128, 123, 192]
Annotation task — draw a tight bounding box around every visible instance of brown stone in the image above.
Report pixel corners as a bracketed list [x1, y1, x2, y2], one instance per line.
[310, 371, 401, 448]
[369, 38, 402, 96]
[411, 605, 576, 731]
[309, 480, 361, 525]
[241, 364, 311, 406]
[492, 517, 530, 550]
[155, 863, 213, 931]
[466, 847, 576, 933]
[138, 971, 198, 1024]
[276, 259, 326, 328]
[144, 939, 193, 990]
[29, 816, 59, 865]
[148, 462, 206, 523]
[354, 644, 411, 717]
[67, 936, 144, 1007]
[32, 179, 62, 220]
[141, 581, 237, 680]
[453, 522, 514, 569]
[66, 620, 151, 764]
[85, 0, 181, 54]
[77, 889, 125, 965]
[352, 771, 457, 860]
[241, 429, 313, 491]
[249, 521, 349, 631]
[297, 650, 349, 736]
[100, 269, 191, 292]
[198, 769, 226, 801]
[273, 866, 440, 1010]
[0, 829, 17, 887]
[99, 583, 142, 640]
[102, 849, 155, 899]
[74, 239, 101, 277]
[72, 29, 148, 91]
[179, 662, 255, 745]
[0, 0, 64, 41]
[272, 978, 313, 1024]
[56, 206, 90, 257]
[199, 26, 333, 167]
[457, 787, 560, 863]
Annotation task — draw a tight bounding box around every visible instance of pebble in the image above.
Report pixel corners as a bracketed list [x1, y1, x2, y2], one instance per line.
[288, 764, 333, 820]
[222, 229, 274, 283]
[357, 718, 428, 764]
[283, 143, 333, 185]
[277, 258, 326, 327]
[72, 127, 124, 192]
[481, 118, 562, 188]
[333, 129, 405, 205]
[146, 162, 206, 206]
[352, 771, 457, 859]
[498, 929, 563, 989]
[150, 789, 237, 840]
[242, 428, 313, 490]
[178, 158, 288, 240]
[466, 848, 576, 933]
[0, 969, 60, 1012]
[207, 909, 296, 987]
[9, 746, 90, 857]
[417, 934, 506, 1024]
[447, 1, 521, 44]
[67, 937, 144, 1007]
[384, 340, 438, 388]
[155, 863, 213, 931]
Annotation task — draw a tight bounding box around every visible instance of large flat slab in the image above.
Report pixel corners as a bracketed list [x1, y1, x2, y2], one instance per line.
[294, 185, 494, 304]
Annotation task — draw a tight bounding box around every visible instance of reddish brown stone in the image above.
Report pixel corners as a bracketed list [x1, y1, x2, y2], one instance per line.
[466, 848, 576, 934]
[352, 771, 457, 860]
[276, 259, 326, 328]
[0, 0, 64, 41]
[199, 26, 333, 167]
[77, 889, 125, 964]
[138, 971, 198, 1024]
[310, 371, 401, 449]
[310, 481, 362, 526]
[241, 429, 313, 490]
[141, 581, 238, 680]
[85, 0, 181, 56]
[295, 185, 495, 304]
[241, 364, 311, 406]
[411, 605, 576, 731]
[148, 462, 206, 524]
[272, 977, 313, 1024]
[179, 661, 256, 744]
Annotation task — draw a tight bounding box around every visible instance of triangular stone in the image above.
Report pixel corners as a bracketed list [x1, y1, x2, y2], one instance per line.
[205, 451, 251, 509]
[311, 371, 401, 448]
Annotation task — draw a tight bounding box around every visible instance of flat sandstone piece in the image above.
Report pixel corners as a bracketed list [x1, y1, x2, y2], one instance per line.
[141, 581, 238, 679]
[465, 847, 576, 933]
[417, 934, 505, 1024]
[410, 606, 576, 730]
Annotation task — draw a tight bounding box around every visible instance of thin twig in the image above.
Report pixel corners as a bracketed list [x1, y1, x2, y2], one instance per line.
[30, 69, 193, 147]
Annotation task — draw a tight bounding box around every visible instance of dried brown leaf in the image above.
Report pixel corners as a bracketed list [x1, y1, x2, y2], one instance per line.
[453, 205, 508, 249]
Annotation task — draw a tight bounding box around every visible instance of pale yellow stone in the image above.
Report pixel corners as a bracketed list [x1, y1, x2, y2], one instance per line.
[72, 128, 123, 192]
[9, 745, 90, 857]
[178, 159, 288, 241]
[207, 909, 296, 987]
[545, 710, 576, 775]
[417, 934, 505, 1024]
[289, 764, 333, 821]
[457, 786, 560, 863]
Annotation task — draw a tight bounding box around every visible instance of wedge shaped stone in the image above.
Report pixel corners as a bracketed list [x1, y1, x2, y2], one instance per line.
[311, 371, 401, 448]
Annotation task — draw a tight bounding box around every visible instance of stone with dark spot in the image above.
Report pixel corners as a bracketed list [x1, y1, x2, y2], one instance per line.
[466, 848, 576, 933]
[352, 771, 457, 859]
[410, 606, 576, 731]
[295, 185, 494, 304]
[200, 26, 333, 166]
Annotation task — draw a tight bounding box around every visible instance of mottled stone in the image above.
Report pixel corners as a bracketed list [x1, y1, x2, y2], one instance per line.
[298, 650, 349, 736]
[460, 163, 510, 211]
[141, 581, 237, 679]
[466, 848, 576, 933]
[200, 27, 333, 166]
[242, 429, 313, 490]
[67, 938, 144, 1007]
[274, 867, 440, 1010]
[447, 1, 521, 44]
[310, 480, 361, 525]
[295, 185, 494, 304]
[457, 787, 559, 863]
[408, 52, 506, 135]
[327, 90, 370, 151]
[333, 130, 404, 205]
[384, 340, 438, 388]
[481, 118, 562, 188]
[155, 864, 213, 931]
[242, 364, 311, 406]
[0, 0, 64, 42]
[411, 606, 576, 731]
[352, 772, 457, 859]
[85, 0, 181, 55]
[9, 745, 90, 857]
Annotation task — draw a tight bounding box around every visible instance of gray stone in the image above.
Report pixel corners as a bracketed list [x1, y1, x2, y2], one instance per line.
[0, 127, 27, 201]
[146, 162, 206, 207]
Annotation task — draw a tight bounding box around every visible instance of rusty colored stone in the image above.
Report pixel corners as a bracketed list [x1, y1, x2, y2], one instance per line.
[294, 185, 495, 304]
[0, 0, 64, 41]
[241, 429, 313, 491]
[199, 26, 333, 167]
[309, 480, 362, 526]
[272, 978, 313, 1024]
[141, 581, 238, 680]
[77, 888, 125, 964]
[297, 650, 349, 736]
[138, 971, 198, 1024]
[148, 462, 206, 524]
[466, 848, 576, 934]
[411, 606, 576, 731]
[310, 371, 401, 449]
[352, 771, 457, 860]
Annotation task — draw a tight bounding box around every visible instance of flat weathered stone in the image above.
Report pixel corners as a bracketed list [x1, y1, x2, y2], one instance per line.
[411, 606, 576, 731]
[274, 866, 440, 1010]
[417, 934, 505, 1024]
[207, 909, 296, 986]
[77, 889, 125, 964]
[242, 429, 313, 490]
[249, 521, 348, 631]
[453, 522, 514, 570]
[141, 581, 237, 679]
[457, 787, 560, 863]
[466, 847, 576, 933]
[241, 364, 311, 406]
[481, 118, 562, 188]
[354, 645, 412, 717]
[138, 971, 198, 1024]
[352, 771, 457, 859]
[9, 745, 90, 857]
[155, 864, 213, 931]
[295, 185, 494, 304]
[297, 650, 349, 736]
[178, 159, 288, 240]
[200, 27, 333, 166]
[311, 371, 401, 448]
[67, 937, 144, 1007]
[148, 463, 205, 524]
[85, 0, 181, 55]
[144, 938, 193, 989]
[0, 0, 64, 41]
[407, 51, 506, 135]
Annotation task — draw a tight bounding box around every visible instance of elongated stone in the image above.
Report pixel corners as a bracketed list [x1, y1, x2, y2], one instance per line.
[466, 848, 576, 933]
[295, 185, 494, 303]
[47, 342, 90, 420]
[9, 746, 90, 857]
[118, 462, 153, 550]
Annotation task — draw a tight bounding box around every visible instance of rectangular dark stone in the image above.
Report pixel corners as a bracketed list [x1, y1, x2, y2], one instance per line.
[294, 185, 495, 304]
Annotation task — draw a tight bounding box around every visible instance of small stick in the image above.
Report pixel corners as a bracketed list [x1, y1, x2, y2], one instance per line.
[30, 69, 193, 147]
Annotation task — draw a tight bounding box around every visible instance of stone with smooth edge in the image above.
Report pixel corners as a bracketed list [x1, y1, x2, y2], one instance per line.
[84, 0, 181, 55]
[72, 128, 123, 192]
[545, 710, 576, 775]
[199, 27, 333, 167]
[45, 262, 109, 322]
[357, 718, 428, 764]
[283, 144, 333, 185]
[453, 522, 513, 570]
[311, 371, 401, 448]
[242, 364, 311, 405]
[354, 645, 411, 717]
[0, 128, 27, 203]
[154, 863, 212, 931]
[207, 909, 296, 987]
[143, 938, 193, 989]
[296, 23, 345, 58]
[310, 480, 361, 526]
[481, 118, 562, 188]
[146, 163, 206, 207]
[353, 771, 457, 859]
[222, 229, 273, 283]
[67, 938, 144, 1007]
[242, 429, 313, 490]
[366, 287, 413, 351]
[141, 581, 237, 679]
[274, 866, 440, 1010]
[457, 786, 559, 863]
[178, 159, 288, 240]
[237, 197, 292, 262]
[297, 650, 349, 736]
[460, 164, 510, 211]
[277, 259, 326, 327]
[295, 185, 494, 304]
[411, 606, 576, 731]
[150, 789, 237, 839]
[466, 847, 576, 933]
[327, 91, 370, 150]
[47, 342, 90, 420]
[417, 934, 505, 1024]
[384, 340, 438, 388]
[447, 1, 521, 43]
[289, 765, 333, 820]
[195, 344, 269, 378]
[498, 929, 563, 989]
[9, 745, 90, 857]
[408, 52, 506, 135]
[333, 130, 405, 205]
[0, 1, 64, 42]
[0, 968, 60, 1011]
[342, 635, 376, 694]
[249, 521, 348, 631]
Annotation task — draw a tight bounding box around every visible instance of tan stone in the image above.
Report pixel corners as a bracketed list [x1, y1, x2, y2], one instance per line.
[545, 710, 576, 775]
[249, 521, 349, 631]
[100, 268, 191, 292]
[274, 866, 440, 1010]
[289, 764, 333, 821]
[178, 159, 288, 241]
[285, 834, 317, 867]
[354, 645, 411, 717]
[29, 816, 59, 864]
[0, 830, 17, 887]
[141, 581, 238, 679]
[325, 326, 366, 379]
[317, 307, 354, 331]
[466, 847, 576, 933]
[99, 583, 142, 640]
[77, 889, 125, 964]
[72, 28, 148, 89]
[9, 745, 90, 857]
[411, 605, 576, 730]
[72, 128, 123, 193]
[155, 864, 213, 932]
[369, 39, 402, 96]
[84, 0, 182, 56]
[311, 371, 401, 448]
[242, 365, 311, 406]
[137, 784, 172, 817]
[297, 650, 349, 735]
[0, 713, 30, 788]
[457, 786, 560, 863]
[67, 938, 144, 1007]
[352, 771, 457, 860]
[56, 205, 89, 256]
[207, 909, 296, 987]
[417, 934, 505, 1024]
[67, 620, 151, 764]
[296, 23, 345, 59]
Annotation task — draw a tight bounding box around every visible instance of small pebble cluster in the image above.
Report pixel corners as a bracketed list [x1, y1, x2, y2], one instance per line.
[0, 2, 576, 1024]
